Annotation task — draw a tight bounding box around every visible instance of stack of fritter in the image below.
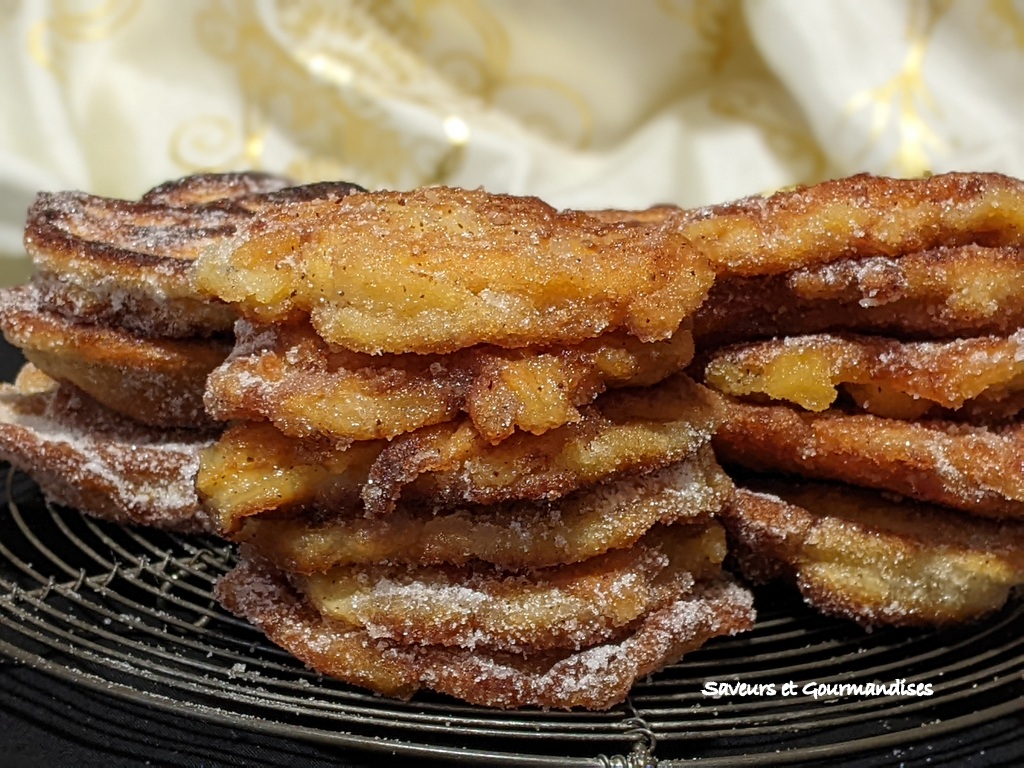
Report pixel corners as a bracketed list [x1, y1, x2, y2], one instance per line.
[0, 173, 361, 532]
[683, 173, 1024, 627]
[193, 186, 755, 709]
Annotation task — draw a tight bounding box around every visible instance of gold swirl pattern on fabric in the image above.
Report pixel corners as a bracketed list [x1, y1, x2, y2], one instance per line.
[672, 0, 827, 184]
[844, 0, 952, 176]
[981, 0, 1024, 50]
[28, 0, 139, 74]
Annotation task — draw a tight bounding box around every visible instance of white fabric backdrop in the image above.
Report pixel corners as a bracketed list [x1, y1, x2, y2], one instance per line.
[3, 0, 1024, 283]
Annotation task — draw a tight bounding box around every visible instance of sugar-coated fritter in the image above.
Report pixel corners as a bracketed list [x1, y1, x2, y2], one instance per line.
[232, 447, 732, 572]
[0, 285, 229, 428]
[714, 400, 1024, 519]
[675, 172, 1024, 276]
[723, 480, 1024, 627]
[364, 373, 720, 515]
[295, 522, 726, 653]
[192, 186, 713, 354]
[197, 373, 721, 525]
[705, 331, 1024, 419]
[26, 172, 363, 338]
[0, 365, 214, 532]
[205, 320, 694, 444]
[217, 555, 755, 710]
[694, 245, 1024, 346]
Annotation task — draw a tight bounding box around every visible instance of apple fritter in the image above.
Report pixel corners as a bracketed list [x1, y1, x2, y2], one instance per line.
[205, 320, 695, 444]
[216, 556, 755, 710]
[363, 373, 721, 515]
[294, 522, 726, 653]
[705, 331, 1024, 419]
[694, 245, 1024, 346]
[0, 285, 229, 428]
[231, 446, 733, 571]
[714, 400, 1024, 519]
[675, 172, 1024, 276]
[723, 480, 1024, 627]
[0, 365, 214, 532]
[199, 373, 721, 524]
[191, 186, 714, 354]
[195, 421, 384, 533]
[26, 172, 363, 338]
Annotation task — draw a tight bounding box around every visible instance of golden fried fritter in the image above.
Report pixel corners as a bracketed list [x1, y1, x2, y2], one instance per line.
[705, 331, 1024, 419]
[0, 365, 214, 532]
[205, 320, 694, 444]
[192, 186, 713, 354]
[694, 245, 1024, 346]
[0, 285, 229, 428]
[295, 522, 726, 653]
[26, 172, 363, 338]
[714, 400, 1024, 519]
[198, 373, 720, 524]
[232, 446, 732, 571]
[363, 373, 720, 515]
[196, 421, 384, 533]
[723, 480, 1024, 627]
[675, 172, 1024, 276]
[217, 555, 755, 709]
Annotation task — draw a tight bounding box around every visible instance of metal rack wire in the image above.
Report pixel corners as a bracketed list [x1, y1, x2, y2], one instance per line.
[0, 467, 1020, 765]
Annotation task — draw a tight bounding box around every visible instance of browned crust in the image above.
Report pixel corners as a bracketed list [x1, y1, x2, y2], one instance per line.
[722, 482, 1024, 627]
[676, 172, 1024, 276]
[231, 446, 733, 571]
[0, 285, 229, 428]
[0, 365, 214, 532]
[192, 185, 714, 354]
[205, 320, 694, 444]
[694, 245, 1024, 346]
[24, 172, 363, 338]
[714, 400, 1024, 519]
[703, 330, 1024, 419]
[216, 555, 755, 710]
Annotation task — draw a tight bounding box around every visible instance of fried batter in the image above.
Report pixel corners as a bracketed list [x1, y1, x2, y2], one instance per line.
[192, 186, 713, 354]
[205, 320, 694, 444]
[705, 331, 1024, 419]
[199, 374, 720, 524]
[714, 400, 1024, 519]
[195, 421, 384, 532]
[231, 446, 733, 571]
[295, 522, 726, 653]
[0, 285, 229, 428]
[217, 555, 755, 709]
[26, 172, 363, 338]
[0, 365, 214, 532]
[694, 245, 1024, 346]
[364, 373, 721, 515]
[675, 172, 1024, 276]
[723, 480, 1024, 627]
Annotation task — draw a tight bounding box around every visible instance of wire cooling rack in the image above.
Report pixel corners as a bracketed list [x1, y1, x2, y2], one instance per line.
[0, 467, 1020, 766]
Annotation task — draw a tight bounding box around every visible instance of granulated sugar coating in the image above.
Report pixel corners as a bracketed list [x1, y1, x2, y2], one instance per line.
[295, 522, 724, 652]
[231, 445, 733, 572]
[192, 186, 714, 355]
[677, 172, 1024, 277]
[714, 401, 1024, 520]
[705, 330, 1024, 419]
[722, 483, 1024, 627]
[0, 283, 230, 429]
[0, 365, 214, 532]
[694, 245, 1024, 347]
[198, 372, 723, 525]
[217, 555, 754, 710]
[205, 320, 695, 444]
